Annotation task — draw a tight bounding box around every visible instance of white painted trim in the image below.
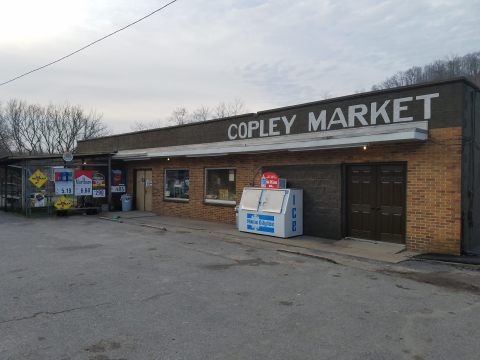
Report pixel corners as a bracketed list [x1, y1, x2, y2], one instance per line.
[114, 121, 428, 160]
[204, 199, 236, 206]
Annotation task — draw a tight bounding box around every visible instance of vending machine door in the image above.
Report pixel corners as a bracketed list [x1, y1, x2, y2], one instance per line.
[240, 188, 263, 211]
[260, 190, 287, 213]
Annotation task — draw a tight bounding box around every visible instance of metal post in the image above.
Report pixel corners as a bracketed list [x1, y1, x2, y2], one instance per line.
[107, 155, 112, 211]
[23, 160, 28, 216]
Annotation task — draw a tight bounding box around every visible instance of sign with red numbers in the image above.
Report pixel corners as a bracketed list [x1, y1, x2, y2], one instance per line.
[74, 170, 93, 196]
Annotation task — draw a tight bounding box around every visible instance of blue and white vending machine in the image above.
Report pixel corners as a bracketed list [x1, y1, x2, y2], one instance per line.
[238, 187, 303, 238]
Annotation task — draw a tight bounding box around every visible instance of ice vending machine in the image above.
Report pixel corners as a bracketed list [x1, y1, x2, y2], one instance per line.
[238, 187, 303, 238]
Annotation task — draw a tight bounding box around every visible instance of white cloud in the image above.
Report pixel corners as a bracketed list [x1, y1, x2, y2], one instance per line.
[0, 0, 478, 133]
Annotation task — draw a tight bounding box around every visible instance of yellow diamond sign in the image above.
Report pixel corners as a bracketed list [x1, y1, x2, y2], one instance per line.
[54, 195, 74, 210]
[29, 169, 48, 188]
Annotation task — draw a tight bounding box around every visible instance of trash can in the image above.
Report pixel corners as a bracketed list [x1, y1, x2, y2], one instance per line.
[121, 194, 132, 212]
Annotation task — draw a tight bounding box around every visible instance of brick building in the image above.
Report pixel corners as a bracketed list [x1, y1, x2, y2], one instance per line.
[76, 78, 480, 255]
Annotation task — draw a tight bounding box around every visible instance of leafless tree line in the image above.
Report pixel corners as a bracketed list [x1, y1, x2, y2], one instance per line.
[0, 100, 108, 155]
[131, 99, 247, 131]
[372, 51, 480, 90]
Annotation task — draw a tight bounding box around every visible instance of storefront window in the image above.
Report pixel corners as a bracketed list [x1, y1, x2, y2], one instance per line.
[164, 169, 189, 200]
[205, 168, 236, 204]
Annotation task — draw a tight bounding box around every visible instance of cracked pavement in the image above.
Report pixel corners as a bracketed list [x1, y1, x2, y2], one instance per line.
[1, 211, 480, 360]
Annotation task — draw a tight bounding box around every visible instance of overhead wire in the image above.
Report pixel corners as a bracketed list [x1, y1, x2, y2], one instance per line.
[0, 0, 178, 86]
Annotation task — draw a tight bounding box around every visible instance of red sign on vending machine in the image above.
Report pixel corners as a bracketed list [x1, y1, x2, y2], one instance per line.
[260, 172, 279, 189]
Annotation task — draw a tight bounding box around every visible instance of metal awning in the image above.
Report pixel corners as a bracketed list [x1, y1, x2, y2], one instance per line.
[114, 121, 428, 160]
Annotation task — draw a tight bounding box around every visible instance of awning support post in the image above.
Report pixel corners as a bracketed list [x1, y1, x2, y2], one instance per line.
[107, 155, 112, 211]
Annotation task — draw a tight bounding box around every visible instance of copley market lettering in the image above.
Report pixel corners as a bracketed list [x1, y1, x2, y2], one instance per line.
[228, 115, 296, 140]
[227, 93, 439, 140]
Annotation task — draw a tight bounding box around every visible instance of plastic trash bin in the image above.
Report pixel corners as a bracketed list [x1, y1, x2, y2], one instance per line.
[121, 194, 133, 212]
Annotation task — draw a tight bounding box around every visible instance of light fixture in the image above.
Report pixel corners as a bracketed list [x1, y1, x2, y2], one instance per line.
[363, 145, 367, 150]
[167, 157, 170, 161]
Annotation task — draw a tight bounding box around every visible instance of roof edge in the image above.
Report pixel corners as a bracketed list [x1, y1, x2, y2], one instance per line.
[257, 77, 479, 115]
[78, 77, 478, 144]
[78, 113, 256, 143]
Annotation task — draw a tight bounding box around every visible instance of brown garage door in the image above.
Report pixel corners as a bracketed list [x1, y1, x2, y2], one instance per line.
[347, 163, 406, 243]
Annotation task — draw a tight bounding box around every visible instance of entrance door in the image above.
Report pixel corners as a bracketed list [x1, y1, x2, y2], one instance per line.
[347, 164, 406, 243]
[135, 169, 152, 211]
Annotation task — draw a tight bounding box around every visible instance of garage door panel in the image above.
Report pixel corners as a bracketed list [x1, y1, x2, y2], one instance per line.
[348, 164, 406, 244]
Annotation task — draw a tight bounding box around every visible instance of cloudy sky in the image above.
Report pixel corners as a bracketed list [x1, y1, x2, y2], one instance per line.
[0, 0, 479, 133]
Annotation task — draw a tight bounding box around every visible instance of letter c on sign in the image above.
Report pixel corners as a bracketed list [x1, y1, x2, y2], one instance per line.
[228, 124, 238, 140]
[238, 122, 248, 139]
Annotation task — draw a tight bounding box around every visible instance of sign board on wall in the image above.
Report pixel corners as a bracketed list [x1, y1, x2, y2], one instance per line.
[92, 172, 106, 198]
[227, 92, 441, 140]
[74, 170, 93, 196]
[54, 169, 74, 195]
[31, 193, 46, 207]
[54, 195, 74, 210]
[29, 169, 48, 188]
[111, 169, 126, 193]
[260, 172, 279, 189]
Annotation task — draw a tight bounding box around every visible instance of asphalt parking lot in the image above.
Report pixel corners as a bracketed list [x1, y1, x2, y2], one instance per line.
[1, 211, 480, 360]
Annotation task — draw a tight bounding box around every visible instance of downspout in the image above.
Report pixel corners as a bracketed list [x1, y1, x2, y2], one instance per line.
[23, 160, 28, 216]
[470, 90, 477, 229]
[468, 91, 475, 228]
[463, 89, 478, 254]
[471, 89, 479, 247]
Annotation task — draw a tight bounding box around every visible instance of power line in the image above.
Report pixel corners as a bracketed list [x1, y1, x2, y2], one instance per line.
[0, 0, 178, 87]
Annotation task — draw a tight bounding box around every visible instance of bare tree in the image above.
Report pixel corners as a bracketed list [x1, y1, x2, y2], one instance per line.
[191, 106, 211, 122]
[372, 51, 480, 90]
[0, 100, 108, 155]
[168, 107, 190, 125]
[4, 99, 44, 155]
[0, 109, 11, 155]
[130, 120, 164, 132]
[165, 100, 247, 126]
[130, 100, 248, 129]
[213, 99, 246, 119]
[228, 98, 247, 116]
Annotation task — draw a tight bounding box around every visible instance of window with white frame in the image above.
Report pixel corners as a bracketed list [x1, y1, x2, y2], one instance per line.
[204, 168, 236, 204]
[164, 169, 189, 200]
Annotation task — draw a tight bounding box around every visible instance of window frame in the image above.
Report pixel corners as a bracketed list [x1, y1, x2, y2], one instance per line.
[204, 167, 237, 206]
[163, 168, 190, 202]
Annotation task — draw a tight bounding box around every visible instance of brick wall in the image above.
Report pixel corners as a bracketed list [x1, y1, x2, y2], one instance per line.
[124, 127, 462, 255]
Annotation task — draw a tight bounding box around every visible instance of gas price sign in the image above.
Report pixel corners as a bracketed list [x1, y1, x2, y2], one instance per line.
[54, 169, 74, 195]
